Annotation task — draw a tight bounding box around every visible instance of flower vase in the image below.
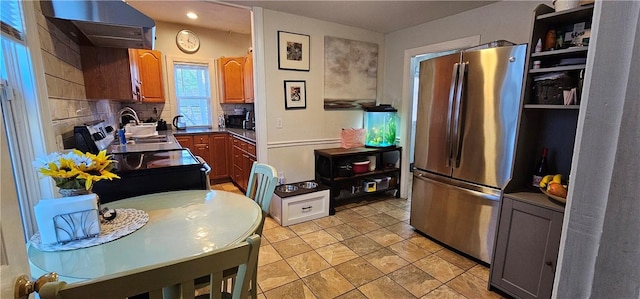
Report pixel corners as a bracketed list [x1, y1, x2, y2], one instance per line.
[58, 188, 101, 216]
[58, 188, 91, 197]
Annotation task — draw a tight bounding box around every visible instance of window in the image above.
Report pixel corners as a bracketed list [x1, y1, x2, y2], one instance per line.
[2, 0, 54, 239]
[173, 62, 211, 127]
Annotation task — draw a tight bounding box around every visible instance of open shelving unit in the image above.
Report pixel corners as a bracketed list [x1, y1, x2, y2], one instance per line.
[509, 3, 594, 194]
[314, 146, 401, 215]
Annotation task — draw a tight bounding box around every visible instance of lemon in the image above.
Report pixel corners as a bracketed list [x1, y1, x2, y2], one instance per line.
[539, 175, 554, 188]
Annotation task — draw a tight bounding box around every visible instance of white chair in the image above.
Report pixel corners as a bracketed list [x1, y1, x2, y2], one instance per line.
[245, 162, 278, 235]
[38, 235, 261, 299]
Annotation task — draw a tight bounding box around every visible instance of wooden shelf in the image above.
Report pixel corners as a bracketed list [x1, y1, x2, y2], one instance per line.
[335, 187, 398, 201]
[504, 191, 565, 213]
[531, 46, 588, 58]
[536, 4, 594, 22]
[524, 104, 580, 109]
[529, 64, 586, 73]
[329, 168, 400, 182]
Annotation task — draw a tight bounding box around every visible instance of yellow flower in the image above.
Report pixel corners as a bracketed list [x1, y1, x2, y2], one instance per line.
[77, 167, 120, 190]
[33, 149, 120, 191]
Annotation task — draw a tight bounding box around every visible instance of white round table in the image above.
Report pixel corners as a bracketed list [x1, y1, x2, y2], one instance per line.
[28, 190, 261, 282]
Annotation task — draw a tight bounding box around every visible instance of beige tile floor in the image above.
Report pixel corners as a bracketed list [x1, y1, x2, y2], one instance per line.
[212, 183, 504, 299]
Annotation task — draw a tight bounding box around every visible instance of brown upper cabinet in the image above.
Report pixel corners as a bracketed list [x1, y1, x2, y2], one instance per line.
[243, 52, 254, 103]
[81, 47, 164, 103]
[135, 49, 165, 103]
[217, 51, 253, 103]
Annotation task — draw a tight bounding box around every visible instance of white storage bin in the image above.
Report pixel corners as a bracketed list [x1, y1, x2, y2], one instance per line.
[270, 189, 330, 226]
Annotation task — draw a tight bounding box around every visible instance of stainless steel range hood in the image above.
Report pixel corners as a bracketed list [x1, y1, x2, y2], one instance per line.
[40, 0, 155, 49]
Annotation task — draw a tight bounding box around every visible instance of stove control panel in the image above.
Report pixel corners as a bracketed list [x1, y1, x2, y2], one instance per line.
[74, 120, 115, 153]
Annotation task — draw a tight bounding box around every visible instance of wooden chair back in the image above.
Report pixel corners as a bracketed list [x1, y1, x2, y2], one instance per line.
[245, 162, 278, 221]
[38, 235, 261, 299]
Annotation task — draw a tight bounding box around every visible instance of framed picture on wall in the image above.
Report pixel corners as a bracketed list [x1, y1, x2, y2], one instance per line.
[284, 80, 306, 109]
[278, 31, 310, 71]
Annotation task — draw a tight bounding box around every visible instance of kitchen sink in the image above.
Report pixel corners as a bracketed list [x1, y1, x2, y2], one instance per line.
[132, 135, 170, 144]
[108, 134, 181, 154]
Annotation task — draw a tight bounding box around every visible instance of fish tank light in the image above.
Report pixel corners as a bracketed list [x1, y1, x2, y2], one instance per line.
[364, 104, 397, 148]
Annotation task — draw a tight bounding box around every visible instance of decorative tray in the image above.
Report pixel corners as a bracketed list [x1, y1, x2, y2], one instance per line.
[540, 187, 567, 204]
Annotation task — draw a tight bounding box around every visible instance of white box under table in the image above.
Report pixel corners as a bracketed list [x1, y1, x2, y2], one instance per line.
[269, 181, 330, 226]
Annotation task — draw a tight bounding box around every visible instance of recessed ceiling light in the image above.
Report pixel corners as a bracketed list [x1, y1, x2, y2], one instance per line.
[186, 12, 198, 19]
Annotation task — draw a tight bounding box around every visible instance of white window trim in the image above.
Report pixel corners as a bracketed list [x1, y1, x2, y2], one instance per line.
[2, 0, 57, 238]
[165, 56, 219, 128]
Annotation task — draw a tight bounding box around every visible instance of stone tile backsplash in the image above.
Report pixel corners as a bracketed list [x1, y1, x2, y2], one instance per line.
[34, 2, 120, 150]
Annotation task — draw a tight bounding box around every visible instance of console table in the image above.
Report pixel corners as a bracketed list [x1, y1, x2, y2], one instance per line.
[314, 147, 401, 214]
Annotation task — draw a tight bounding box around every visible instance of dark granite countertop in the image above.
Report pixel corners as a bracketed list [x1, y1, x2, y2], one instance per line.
[107, 127, 256, 154]
[171, 128, 256, 143]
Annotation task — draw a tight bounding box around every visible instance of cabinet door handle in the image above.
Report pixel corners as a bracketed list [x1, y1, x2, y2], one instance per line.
[545, 261, 553, 266]
[301, 206, 313, 212]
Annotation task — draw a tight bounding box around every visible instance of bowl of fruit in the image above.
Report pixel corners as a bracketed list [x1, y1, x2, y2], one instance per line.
[539, 174, 568, 204]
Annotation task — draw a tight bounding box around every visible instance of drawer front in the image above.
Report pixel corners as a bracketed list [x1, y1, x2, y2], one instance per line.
[247, 143, 256, 156]
[194, 134, 210, 144]
[232, 137, 247, 151]
[282, 190, 330, 226]
[233, 149, 243, 167]
[174, 136, 192, 148]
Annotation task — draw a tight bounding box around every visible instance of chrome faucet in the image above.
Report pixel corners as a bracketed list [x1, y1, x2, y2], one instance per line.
[117, 107, 140, 125]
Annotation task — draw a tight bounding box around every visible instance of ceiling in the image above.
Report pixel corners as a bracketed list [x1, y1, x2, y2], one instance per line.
[127, 1, 496, 35]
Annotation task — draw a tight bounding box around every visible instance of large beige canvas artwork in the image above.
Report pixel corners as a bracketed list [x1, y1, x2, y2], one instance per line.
[324, 36, 378, 109]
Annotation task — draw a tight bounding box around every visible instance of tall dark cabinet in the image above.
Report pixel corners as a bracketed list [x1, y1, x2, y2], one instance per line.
[490, 4, 594, 298]
[491, 194, 564, 298]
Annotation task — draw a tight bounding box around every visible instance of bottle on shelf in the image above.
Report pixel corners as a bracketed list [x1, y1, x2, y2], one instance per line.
[531, 147, 548, 188]
[535, 38, 543, 53]
[544, 30, 556, 51]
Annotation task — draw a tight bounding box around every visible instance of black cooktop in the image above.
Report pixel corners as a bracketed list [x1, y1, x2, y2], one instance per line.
[111, 149, 200, 172]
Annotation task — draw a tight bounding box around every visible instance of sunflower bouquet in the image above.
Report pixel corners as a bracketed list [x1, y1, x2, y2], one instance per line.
[32, 149, 120, 191]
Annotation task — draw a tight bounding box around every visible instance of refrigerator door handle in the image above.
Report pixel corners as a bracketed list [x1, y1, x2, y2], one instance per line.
[452, 61, 467, 168]
[446, 63, 460, 167]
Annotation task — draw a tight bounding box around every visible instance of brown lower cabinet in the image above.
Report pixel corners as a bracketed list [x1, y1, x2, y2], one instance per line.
[230, 135, 256, 192]
[490, 194, 564, 299]
[175, 133, 229, 181]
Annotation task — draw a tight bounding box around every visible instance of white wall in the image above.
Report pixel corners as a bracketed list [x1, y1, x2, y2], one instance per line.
[384, 1, 546, 106]
[382, 0, 546, 196]
[555, 1, 640, 297]
[258, 9, 385, 183]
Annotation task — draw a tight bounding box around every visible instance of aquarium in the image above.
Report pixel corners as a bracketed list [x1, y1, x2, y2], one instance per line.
[364, 104, 397, 148]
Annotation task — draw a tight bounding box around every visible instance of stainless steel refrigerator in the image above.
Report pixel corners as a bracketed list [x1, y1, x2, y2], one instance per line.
[410, 44, 527, 264]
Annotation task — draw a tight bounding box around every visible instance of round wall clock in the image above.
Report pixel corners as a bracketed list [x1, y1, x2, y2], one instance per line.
[176, 29, 200, 53]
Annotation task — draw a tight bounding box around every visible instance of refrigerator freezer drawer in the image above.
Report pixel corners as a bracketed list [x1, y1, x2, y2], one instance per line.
[410, 173, 500, 264]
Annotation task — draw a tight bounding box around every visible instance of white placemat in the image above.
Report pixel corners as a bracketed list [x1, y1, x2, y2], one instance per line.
[30, 208, 149, 252]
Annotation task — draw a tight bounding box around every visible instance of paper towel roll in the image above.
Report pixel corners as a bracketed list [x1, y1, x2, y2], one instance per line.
[34, 194, 100, 244]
